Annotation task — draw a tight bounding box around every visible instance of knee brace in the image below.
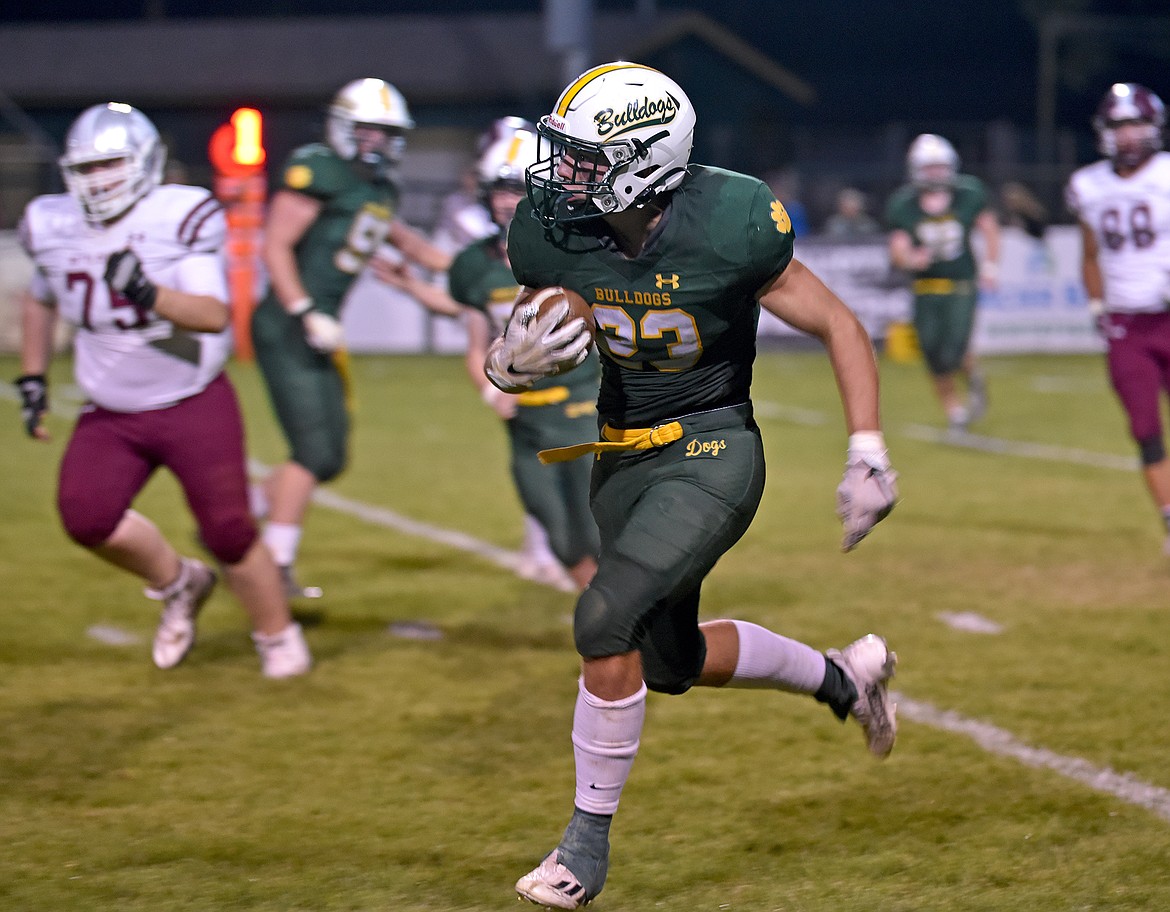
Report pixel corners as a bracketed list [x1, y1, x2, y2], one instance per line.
[1137, 435, 1166, 466]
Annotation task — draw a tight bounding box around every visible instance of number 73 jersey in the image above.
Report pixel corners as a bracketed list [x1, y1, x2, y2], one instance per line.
[1066, 151, 1170, 313]
[507, 164, 794, 427]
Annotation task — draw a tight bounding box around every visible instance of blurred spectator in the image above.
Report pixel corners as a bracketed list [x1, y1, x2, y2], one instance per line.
[999, 181, 1049, 239]
[822, 187, 881, 239]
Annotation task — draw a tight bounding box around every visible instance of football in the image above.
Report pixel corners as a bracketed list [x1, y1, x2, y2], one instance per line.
[513, 285, 595, 351]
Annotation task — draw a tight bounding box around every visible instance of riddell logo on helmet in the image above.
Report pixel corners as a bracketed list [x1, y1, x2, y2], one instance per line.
[595, 93, 680, 138]
[547, 115, 567, 132]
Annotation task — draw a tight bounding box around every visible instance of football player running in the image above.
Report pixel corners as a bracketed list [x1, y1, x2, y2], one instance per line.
[15, 103, 311, 678]
[886, 133, 1001, 433]
[251, 78, 450, 599]
[485, 62, 900, 908]
[1066, 83, 1170, 553]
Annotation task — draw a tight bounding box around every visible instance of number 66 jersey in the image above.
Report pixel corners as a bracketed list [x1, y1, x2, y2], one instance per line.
[19, 184, 231, 413]
[1065, 151, 1170, 313]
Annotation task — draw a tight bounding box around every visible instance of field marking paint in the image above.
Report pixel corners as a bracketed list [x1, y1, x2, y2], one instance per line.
[247, 459, 550, 585]
[86, 624, 142, 646]
[750, 397, 1139, 472]
[937, 611, 1004, 634]
[895, 693, 1170, 823]
[7, 395, 1167, 820]
[901, 423, 1138, 471]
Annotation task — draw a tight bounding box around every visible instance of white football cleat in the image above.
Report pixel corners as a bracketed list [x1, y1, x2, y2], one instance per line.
[252, 622, 312, 679]
[826, 634, 898, 758]
[516, 851, 590, 909]
[147, 557, 217, 669]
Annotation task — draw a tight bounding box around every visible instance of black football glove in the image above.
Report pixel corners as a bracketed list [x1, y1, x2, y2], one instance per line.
[104, 249, 158, 312]
[14, 373, 48, 437]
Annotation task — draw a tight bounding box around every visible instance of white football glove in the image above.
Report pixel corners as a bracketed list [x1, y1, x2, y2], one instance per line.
[302, 310, 345, 353]
[836, 431, 899, 553]
[484, 300, 591, 393]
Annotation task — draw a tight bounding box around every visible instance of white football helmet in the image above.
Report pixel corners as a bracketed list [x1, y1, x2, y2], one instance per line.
[59, 102, 165, 225]
[326, 78, 414, 172]
[477, 118, 538, 190]
[527, 62, 696, 226]
[907, 133, 959, 191]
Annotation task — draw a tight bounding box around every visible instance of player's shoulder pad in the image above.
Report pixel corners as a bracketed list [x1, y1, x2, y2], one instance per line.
[145, 185, 226, 251]
[280, 143, 350, 197]
[18, 193, 81, 257]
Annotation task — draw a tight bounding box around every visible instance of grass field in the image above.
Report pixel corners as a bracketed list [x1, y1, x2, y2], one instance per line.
[2, 348, 1170, 911]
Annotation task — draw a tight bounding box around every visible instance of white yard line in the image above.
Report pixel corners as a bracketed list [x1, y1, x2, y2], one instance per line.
[6, 392, 1167, 822]
[895, 694, 1170, 823]
[263, 458, 1170, 825]
[901, 423, 1138, 471]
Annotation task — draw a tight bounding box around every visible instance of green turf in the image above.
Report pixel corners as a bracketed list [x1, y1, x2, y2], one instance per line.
[2, 350, 1169, 911]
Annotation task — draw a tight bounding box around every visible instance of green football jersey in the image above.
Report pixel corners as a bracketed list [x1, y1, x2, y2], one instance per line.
[448, 234, 600, 397]
[277, 143, 400, 315]
[884, 174, 988, 282]
[508, 165, 794, 427]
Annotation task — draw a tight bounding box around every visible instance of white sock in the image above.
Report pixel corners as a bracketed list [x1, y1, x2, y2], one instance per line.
[523, 514, 557, 565]
[726, 620, 827, 693]
[262, 522, 302, 567]
[572, 678, 646, 815]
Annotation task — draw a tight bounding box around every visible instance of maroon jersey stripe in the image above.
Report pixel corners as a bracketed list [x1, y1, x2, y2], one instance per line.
[177, 196, 224, 247]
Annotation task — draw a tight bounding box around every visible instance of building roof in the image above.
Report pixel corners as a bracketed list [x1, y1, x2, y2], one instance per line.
[0, 11, 815, 109]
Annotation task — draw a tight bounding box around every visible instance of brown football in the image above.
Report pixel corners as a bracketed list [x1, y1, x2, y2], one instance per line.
[513, 285, 595, 347]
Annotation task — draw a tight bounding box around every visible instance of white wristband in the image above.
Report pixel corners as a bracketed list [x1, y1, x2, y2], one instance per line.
[980, 261, 999, 280]
[847, 431, 889, 469]
[1087, 298, 1106, 318]
[287, 296, 313, 317]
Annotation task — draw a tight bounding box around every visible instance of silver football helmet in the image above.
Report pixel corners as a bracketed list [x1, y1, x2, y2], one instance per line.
[326, 78, 414, 172]
[907, 133, 959, 191]
[59, 102, 165, 224]
[527, 62, 696, 226]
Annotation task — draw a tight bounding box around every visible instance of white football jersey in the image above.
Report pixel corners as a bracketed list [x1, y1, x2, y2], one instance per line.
[21, 185, 231, 412]
[1066, 152, 1170, 313]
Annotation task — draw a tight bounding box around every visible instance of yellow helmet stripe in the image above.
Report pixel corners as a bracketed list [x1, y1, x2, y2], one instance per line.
[555, 62, 658, 116]
[506, 134, 525, 165]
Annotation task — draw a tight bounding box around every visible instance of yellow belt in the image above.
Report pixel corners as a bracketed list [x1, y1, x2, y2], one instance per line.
[517, 386, 570, 407]
[538, 420, 684, 464]
[913, 278, 971, 295]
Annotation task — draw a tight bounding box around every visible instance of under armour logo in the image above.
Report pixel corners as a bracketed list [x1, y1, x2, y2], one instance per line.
[655, 273, 679, 289]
